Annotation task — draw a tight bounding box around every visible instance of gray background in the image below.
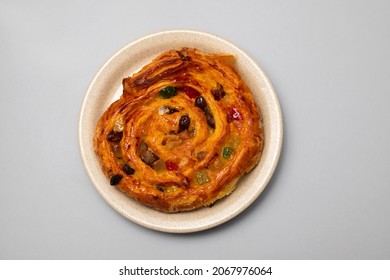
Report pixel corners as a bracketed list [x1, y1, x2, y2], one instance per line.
[1, 0, 389, 259]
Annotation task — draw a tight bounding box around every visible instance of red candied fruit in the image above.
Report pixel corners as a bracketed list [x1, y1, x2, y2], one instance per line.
[183, 86, 200, 99]
[227, 107, 243, 122]
[165, 160, 179, 171]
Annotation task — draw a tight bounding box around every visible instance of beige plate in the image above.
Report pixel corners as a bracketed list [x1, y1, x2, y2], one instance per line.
[79, 30, 283, 233]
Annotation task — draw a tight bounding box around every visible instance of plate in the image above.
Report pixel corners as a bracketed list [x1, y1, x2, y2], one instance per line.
[79, 30, 283, 233]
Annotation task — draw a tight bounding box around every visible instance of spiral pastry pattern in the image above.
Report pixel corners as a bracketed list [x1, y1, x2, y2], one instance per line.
[94, 48, 263, 212]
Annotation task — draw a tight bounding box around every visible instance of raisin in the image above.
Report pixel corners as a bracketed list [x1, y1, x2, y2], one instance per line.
[176, 50, 190, 61]
[178, 115, 190, 133]
[205, 108, 215, 129]
[106, 130, 123, 142]
[194, 97, 215, 129]
[110, 174, 123, 185]
[122, 164, 135, 175]
[194, 96, 207, 110]
[168, 108, 179, 114]
[156, 186, 165, 192]
[211, 84, 225, 101]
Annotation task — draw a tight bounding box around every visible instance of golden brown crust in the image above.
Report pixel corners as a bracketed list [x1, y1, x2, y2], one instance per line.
[94, 48, 263, 212]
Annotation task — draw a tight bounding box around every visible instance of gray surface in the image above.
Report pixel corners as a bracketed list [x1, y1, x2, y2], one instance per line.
[1, 0, 389, 259]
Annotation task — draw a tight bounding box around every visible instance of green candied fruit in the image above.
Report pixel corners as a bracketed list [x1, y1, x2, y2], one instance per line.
[160, 86, 177, 99]
[222, 146, 234, 159]
[195, 170, 210, 185]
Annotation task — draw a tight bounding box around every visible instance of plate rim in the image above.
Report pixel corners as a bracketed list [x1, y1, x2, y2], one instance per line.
[79, 29, 283, 233]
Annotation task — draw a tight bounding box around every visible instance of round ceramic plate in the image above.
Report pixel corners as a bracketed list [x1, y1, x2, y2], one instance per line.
[79, 30, 283, 233]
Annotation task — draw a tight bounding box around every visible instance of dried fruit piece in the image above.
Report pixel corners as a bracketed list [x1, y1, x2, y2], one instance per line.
[194, 96, 207, 110]
[158, 106, 179, 115]
[156, 186, 165, 192]
[204, 107, 215, 129]
[113, 118, 124, 132]
[195, 170, 210, 185]
[227, 107, 243, 122]
[195, 97, 215, 129]
[112, 143, 122, 159]
[168, 108, 179, 114]
[178, 115, 190, 133]
[222, 146, 234, 159]
[110, 174, 123, 185]
[158, 106, 170, 115]
[122, 164, 135, 175]
[139, 141, 159, 166]
[196, 151, 207, 161]
[165, 160, 179, 171]
[160, 86, 177, 99]
[176, 50, 190, 61]
[211, 84, 225, 101]
[183, 86, 200, 98]
[106, 130, 123, 142]
[152, 159, 166, 172]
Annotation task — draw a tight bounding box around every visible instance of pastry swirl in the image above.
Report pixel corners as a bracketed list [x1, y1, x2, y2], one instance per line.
[94, 48, 263, 212]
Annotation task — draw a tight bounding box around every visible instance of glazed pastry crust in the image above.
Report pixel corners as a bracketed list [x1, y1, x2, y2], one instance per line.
[94, 48, 263, 212]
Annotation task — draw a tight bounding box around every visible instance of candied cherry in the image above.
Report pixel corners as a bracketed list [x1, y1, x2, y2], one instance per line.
[183, 86, 200, 98]
[165, 160, 179, 171]
[227, 107, 243, 122]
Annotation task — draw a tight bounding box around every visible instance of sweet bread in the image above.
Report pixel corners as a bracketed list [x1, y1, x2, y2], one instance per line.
[94, 48, 263, 212]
